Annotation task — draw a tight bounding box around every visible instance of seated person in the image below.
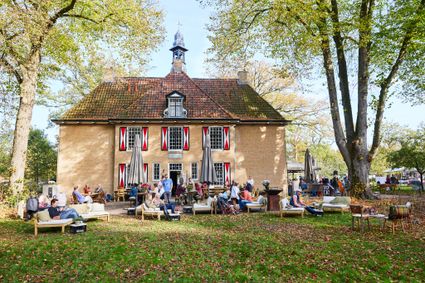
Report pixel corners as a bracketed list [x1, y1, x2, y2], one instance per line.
[38, 194, 50, 210]
[73, 186, 93, 204]
[147, 193, 175, 214]
[290, 189, 323, 216]
[129, 184, 138, 198]
[95, 184, 104, 194]
[239, 187, 253, 211]
[48, 198, 80, 220]
[83, 184, 91, 195]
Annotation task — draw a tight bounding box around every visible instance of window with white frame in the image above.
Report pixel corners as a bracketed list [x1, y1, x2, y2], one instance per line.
[210, 126, 223, 150]
[191, 162, 198, 180]
[213, 163, 224, 185]
[153, 163, 160, 181]
[127, 127, 141, 150]
[169, 163, 182, 171]
[165, 93, 187, 118]
[168, 127, 183, 150]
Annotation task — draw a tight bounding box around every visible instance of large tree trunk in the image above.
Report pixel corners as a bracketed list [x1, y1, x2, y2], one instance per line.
[9, 52, 40, 195]
[348, 148, 372, 198]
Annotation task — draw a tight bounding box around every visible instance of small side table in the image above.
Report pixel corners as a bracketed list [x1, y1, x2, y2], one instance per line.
[70, 223, 87, 234]
[183, 206, 193, 214]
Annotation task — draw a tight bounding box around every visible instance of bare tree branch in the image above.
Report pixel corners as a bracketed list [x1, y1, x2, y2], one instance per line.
[0, 54, 23, 84]
[329, 0, 355, 143]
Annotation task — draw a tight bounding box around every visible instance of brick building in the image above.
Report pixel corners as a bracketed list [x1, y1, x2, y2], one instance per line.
[53, 31, 290, 194]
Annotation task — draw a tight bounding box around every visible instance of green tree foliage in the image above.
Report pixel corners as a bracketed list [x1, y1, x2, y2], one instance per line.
[204, 0, 425, 197]
[310, 144, 346, 177]
[0, 0, 164, 194]
[25, 129, 57, 184]
[388, 125, 425, 191]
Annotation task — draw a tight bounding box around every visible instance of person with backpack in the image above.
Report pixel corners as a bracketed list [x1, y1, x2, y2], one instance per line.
[25, 196, 39, 221]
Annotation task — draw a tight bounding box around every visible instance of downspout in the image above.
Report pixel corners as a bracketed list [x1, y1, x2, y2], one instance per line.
[233, 124, 236, 182]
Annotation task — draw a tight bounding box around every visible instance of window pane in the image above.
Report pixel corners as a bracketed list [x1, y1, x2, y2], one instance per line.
[191, 163, 198, 180]
[168, 98, 183, 117]
[169, 163, 182, 171]
[213, 163, 224, 185]
[169, 127, 183, 150]
[210, 127, 223, 150]
[127, 127, 141, 150]
[153, 164, 160, 181]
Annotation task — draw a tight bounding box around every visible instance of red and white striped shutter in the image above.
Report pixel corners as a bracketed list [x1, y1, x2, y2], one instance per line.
[143, 163, 148, 183]
[119, 163, 126, 188]
[119, 127, 127, 151]
[183, 127, 190, 150]
[161, 127, 168, 150]
[142, 127, 148, 151]
[202, 127, 209, 147]
[223, 127, 230, 150]
[224, 162, 231, 184]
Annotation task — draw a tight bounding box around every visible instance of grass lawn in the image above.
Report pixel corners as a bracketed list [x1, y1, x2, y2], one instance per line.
[1, 212, 424, 282]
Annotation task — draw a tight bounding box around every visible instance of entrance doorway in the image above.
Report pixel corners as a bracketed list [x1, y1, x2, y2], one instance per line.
[169, 163, 182, 196]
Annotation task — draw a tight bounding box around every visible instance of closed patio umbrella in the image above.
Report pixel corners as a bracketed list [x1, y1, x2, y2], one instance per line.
[304, 149, 315, 183]
[127, 134, 144, 185]
[200, 131, 218, 184]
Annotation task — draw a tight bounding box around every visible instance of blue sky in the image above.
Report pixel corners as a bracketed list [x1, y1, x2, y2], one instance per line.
[32, 0, 425, 142]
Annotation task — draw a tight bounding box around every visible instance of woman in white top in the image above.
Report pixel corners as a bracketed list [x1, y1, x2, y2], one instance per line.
[230, 182, 240, 205]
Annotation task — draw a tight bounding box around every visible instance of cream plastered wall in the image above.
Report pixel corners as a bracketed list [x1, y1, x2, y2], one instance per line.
[57, 125, 114, 194]
[113, 124, 236, 189]
[234, 125, 288, 195]
[113, 124, 288, 194]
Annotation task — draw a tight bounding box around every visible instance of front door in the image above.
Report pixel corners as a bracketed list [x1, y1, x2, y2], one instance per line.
[169, 163, 182, 196]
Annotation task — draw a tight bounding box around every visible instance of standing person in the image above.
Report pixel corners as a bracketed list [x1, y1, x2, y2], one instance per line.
[48, 199, 80, 220]
[247, 176, 254, 192]
[157, 177, 164, 197]
[230, 181, 240, 206]
[162, 174, 173, 204]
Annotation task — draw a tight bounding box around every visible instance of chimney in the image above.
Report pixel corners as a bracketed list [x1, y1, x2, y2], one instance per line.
[237, 70, 248, 84]
[171, 60, 184, 73]
[103, 66, 115, 83]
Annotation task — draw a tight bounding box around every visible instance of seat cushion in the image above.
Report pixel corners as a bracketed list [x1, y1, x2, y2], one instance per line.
[323, 203, 348, 209]
[283, 207, 304, 211]
[193, 204, 211, 209]
[38, 219, 73, 225]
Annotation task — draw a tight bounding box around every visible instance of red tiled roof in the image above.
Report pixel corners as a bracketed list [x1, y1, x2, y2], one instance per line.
[57, 71, 287, 123]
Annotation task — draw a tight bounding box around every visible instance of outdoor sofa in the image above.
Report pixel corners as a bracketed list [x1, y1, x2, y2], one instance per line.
[69, 203, 110, 221]
[193, 197, 214, 215]
[279, 198, 305, 217]
[246, 195, 267, 213]
[321, 196, 351, 213]
[33, 209, 73, 236]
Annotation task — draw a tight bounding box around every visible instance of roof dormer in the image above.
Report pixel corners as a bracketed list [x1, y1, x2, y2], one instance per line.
[164, 91, 187, 118]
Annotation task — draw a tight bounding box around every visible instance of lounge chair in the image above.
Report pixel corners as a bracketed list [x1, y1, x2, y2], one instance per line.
[193, 197, 214, 215]
[137, 203, 164, 221]
[279, 198, 304, 218]
[246, 195, 267, 213]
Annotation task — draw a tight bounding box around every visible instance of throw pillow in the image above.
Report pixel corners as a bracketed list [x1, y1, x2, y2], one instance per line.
[69, 204, 88, 214]
[329, 196, 350, 205]
[91, 203, 104, 212]
[37, 209, 51, 222]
